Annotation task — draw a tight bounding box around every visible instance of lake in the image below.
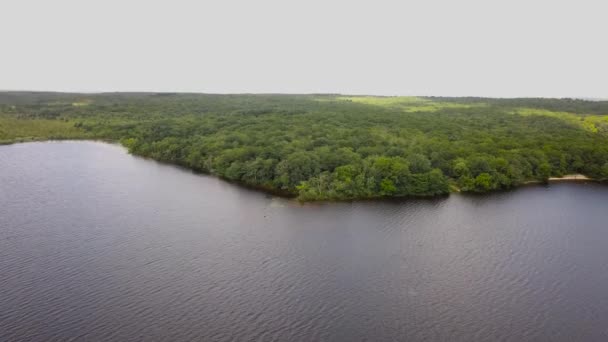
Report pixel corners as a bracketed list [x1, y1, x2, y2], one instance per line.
[1, 141, 608, 341]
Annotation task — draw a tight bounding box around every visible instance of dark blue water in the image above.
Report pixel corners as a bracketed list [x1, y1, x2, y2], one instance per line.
[1, 141, 608, 341]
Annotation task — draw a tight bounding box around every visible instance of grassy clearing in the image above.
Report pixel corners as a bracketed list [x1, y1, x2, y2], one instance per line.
[513, 108, 608, 133]
[336, 96, 485, 112]
[0, 117, 87, 144]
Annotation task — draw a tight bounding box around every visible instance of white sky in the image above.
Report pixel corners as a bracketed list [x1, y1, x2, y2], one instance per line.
[1, 0, 607, 98]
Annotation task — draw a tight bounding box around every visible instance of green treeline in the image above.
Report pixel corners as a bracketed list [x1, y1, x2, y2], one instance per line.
[1, 92, 608, 200]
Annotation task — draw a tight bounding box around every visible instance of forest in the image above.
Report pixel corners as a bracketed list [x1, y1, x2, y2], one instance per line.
[1, 92, 608, 201]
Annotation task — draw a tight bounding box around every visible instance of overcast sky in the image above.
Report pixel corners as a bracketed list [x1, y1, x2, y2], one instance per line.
[1, 0, 606, 98]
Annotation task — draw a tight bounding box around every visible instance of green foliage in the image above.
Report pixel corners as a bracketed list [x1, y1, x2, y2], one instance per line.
[276, 152, 320, 190]
[602, 163, 608, 179]
[2, 92, 608, 199]
[538, 162, 552, 181]
[407, 153, 431, 173]
[474, 173, 493, 192]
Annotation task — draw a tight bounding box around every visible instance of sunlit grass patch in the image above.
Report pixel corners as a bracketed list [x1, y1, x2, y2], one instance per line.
[513, 108, 607, 133]
[336, 96, 485, 112]
[72, 100, 93, 107]
[0, 118, 87, 142]
[402, 102, 486, 112]
[336, 96, 429, 106]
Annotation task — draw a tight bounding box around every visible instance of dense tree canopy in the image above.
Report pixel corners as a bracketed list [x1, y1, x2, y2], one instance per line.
[1, 92, 608, 200]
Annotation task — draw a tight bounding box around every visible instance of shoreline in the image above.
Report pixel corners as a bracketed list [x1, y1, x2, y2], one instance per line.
[1, 139, 605, 202]
[548, 174, 592, 181]
[524, 174, 597, 186]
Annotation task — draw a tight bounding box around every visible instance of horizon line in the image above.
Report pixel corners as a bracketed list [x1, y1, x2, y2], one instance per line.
[0, 89, 606, 101]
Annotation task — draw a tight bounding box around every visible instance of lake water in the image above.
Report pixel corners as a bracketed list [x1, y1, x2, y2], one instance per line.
[1, 141, 608, 341]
